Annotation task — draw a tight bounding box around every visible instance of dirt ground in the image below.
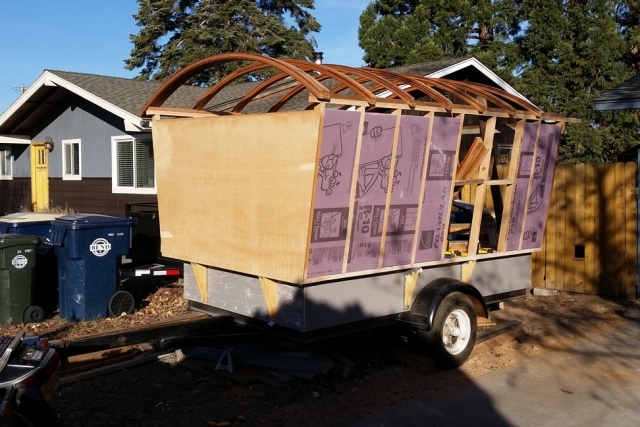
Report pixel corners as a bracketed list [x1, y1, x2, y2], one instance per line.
[2, 281, 639, 427]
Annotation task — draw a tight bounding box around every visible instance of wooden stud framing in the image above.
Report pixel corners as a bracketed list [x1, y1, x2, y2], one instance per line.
[341, 106, 367, 275]
[191, 263, 208, 303]
[497, 119, 526, 252]
[410, 111, 436, 264]
[377, 109, 403, 269]
[466, 117, 496, 256]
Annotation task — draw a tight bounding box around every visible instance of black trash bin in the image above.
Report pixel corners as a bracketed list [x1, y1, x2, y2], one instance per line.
[0, 213, 62, 315]
[0, 234, 42, 325]
[125, 202, 161, 266]
[50, 214, 136, 322]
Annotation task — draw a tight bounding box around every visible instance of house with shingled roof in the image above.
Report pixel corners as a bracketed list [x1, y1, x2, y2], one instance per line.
[0, 56, 530, 216]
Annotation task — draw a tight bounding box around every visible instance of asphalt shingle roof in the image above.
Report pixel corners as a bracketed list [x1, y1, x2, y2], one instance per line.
[44, 56, 477, 117]
[387, 57, 471, 77]
[594, 73, 640, 110]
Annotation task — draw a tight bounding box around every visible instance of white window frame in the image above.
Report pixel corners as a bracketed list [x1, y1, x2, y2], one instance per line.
[62, 138, 82, 180]
[0, 145, 12, 180]
[111, 135, 156, 195]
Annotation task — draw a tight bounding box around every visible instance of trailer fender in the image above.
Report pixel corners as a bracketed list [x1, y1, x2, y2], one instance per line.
[400, 277, 488, 331]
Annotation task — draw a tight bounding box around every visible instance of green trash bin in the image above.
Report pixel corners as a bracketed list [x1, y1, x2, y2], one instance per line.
[0, 233, 42, 325]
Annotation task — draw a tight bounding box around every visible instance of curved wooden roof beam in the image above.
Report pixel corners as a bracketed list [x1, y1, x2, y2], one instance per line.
[325, 64, 416, 108]
[268, 74, 337, 113]
[233, 59, 377, 113]
[404, 76, 488, 112]
[403, 75, 517, 114]
[361, 68, 454, 109]
[269, 72, 386, 113]
[284, 60, 378, 105]
[193, 62, 271, 110]
[140, 52, 331, 116]
[231, 71, 303, 113]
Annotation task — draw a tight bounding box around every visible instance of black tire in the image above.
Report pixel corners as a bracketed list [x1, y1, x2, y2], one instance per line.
[12, 396, 62, 427]
[417, 292, 477, 369]
[23, 306, 45, 324]
[107, 291, 135, 317]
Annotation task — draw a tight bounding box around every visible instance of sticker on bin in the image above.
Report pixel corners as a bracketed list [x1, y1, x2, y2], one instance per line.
[11, 255, 27, 269]
[90, 238, 111, 257]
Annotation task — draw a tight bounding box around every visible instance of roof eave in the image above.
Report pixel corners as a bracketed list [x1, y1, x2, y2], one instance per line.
[594, 99, 640, 111]
[0, 71, 147, 134]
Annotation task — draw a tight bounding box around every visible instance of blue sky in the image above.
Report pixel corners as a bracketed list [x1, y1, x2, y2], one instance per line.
[0, 0, 369, 114]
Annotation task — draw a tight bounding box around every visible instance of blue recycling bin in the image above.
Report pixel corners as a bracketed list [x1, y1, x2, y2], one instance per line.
[50, 214, 137, 322]
[0, 213, 62, 314]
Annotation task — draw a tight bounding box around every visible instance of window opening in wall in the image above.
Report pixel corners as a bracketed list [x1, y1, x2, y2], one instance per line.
[0, 145, 12, 179]
[112, 136, 155, 193]
[62, 139, 81, 179]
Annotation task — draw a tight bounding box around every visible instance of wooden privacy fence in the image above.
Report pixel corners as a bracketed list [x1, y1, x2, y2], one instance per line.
[530, 162, 637, 298]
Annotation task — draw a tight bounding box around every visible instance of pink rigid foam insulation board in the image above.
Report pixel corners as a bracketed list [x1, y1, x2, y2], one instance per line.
[307, 109, 361, 278]
[414, 117, 461, 263]
[347, 113, 399, 273]
[521, 124, 561, 250]
[506, 122, 539, 251]
[382, 115, 430, 267]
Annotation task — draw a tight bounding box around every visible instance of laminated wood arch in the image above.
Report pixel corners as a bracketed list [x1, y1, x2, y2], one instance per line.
[142, 52, 544, 118]
[231, 59, 378, 113]
[140, 52, 332, 116]
[325, 64, 417, 107]
[193, 62, 271, 111]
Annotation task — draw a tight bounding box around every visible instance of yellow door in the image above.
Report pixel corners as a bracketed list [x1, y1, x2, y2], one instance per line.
[30, 144, 49, 211]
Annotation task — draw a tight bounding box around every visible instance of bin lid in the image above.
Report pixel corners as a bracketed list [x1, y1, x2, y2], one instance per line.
[0, 233, 42, 248]
[51, 213, 136, 230]
[0, 212, 63, 225]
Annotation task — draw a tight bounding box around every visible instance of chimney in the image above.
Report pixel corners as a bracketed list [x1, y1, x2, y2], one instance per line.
[312, 52, 324, 65]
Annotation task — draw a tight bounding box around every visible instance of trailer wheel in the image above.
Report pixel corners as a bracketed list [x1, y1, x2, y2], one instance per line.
[23, 305, 45, 324]
[418, 292, 477, 369]
[108, 291, 135, 317]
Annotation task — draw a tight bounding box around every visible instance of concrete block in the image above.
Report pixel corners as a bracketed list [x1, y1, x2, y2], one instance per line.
[532, 288, 558, 296]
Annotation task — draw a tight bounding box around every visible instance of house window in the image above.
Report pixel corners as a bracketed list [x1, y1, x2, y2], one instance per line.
[0, 145, 12, 179]
[62, 139, 81, 180]
[111, 136, 155, 194]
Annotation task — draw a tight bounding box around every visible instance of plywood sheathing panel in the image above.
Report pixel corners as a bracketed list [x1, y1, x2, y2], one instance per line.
[152, 110, 320, 284]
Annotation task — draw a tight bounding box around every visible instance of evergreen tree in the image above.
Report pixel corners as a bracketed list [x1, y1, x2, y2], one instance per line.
[357, 0, 519, 79]
[125, 0, 320, 84]
[358, 0, 640, 162]
[514, 0, 637, 162]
